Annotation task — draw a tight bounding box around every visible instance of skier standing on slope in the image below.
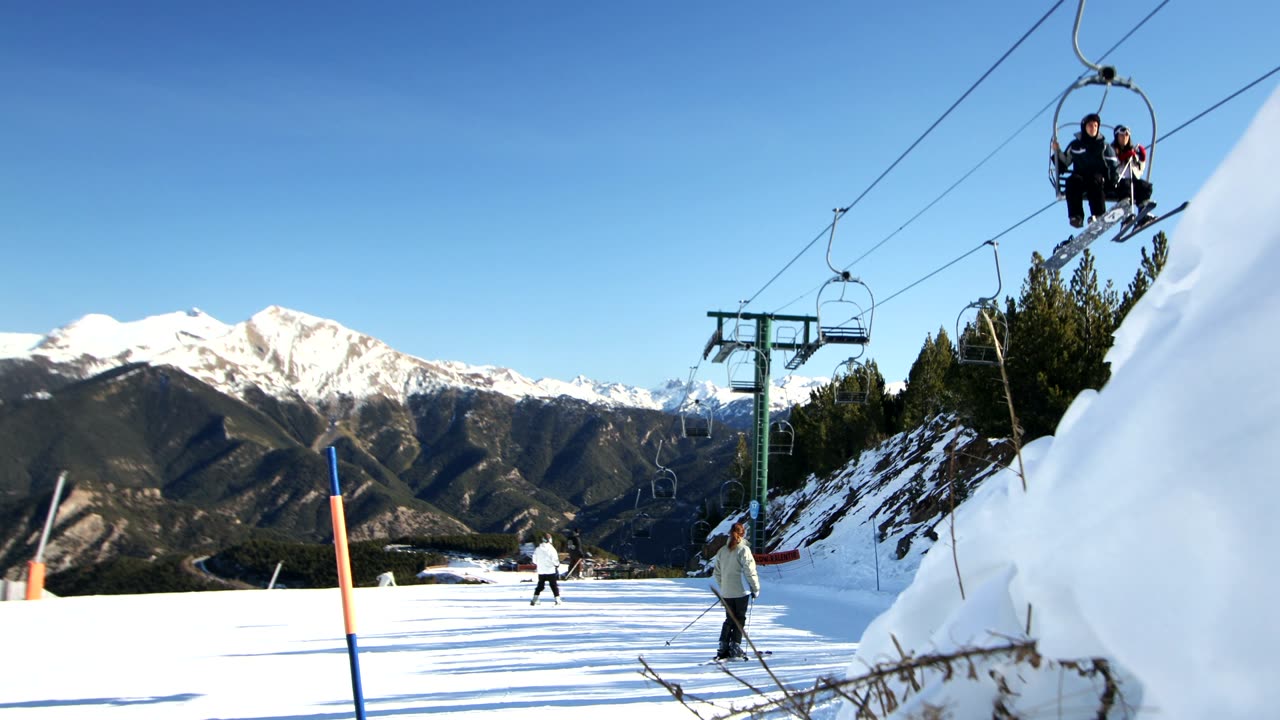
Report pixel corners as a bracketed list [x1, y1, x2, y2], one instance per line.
[531, 533, 563, 605]
[712, 522, 760, 660]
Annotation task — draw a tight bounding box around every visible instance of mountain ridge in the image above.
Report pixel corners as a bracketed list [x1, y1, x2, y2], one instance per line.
[0, 305, 830, 422]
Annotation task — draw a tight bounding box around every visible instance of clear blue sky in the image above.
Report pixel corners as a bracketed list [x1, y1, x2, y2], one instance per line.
[2, 1, 1276, 389]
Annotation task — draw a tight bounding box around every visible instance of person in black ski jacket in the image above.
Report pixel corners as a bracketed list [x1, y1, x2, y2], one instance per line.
[1052, 112, 1119, 228]
[712, 522, 761, 660]
[565, 527, 586, 579]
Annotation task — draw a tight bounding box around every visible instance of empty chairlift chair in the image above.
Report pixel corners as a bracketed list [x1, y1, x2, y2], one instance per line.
[769, 420, 795, 456]
[833, 353, 872, 405]
[680, 399, 713, 439]
[956, 241, 1009, 366]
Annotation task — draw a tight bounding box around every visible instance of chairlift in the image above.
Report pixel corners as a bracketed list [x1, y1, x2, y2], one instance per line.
[652, 439, 678, 500]
[956, 241, 1008, 366]
[833, 354, 873, 405]
[690, 519, 712, 546]
[719, 480, 747, 513]
[769, 420, 795, 456]
[631, 512, 654, 540]
[731, 300, 756, 346]
[1048, 2, 1158, 200]
[815, 206, 874, 346]
[727, 346, 766, 394]
[680, 399, 713, 439]
[668, 546, 689, 569]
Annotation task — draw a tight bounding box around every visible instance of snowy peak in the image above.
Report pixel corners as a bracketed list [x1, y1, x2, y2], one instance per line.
[3, 306, 827, 413]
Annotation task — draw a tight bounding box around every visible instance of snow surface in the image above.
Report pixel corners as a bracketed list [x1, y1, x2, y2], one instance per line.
[839, 85, 1280, 718]
[0, 564, 891, 720]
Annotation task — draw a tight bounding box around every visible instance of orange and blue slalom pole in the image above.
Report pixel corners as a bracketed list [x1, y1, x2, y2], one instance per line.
[327, 447, 367, 720]
[26, 471, 67, 600]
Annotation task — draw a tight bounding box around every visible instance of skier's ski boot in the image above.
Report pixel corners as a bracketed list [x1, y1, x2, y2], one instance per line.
[531, 594, 540, 606]
[554, 596, 562, 605]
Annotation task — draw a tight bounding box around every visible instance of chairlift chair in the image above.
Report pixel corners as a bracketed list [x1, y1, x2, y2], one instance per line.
[816, 274, 874, 346]
[690, 519, 712, 546]
[1049, 8, 1158, 200]
[833, 355, 872, 405]
[719, 480, 747, 513]
[680, 399, 712, 439]
[956, 241, 1008, 366]
[631, 512, 654, 540]
[668, 546, 689, 569]
[769, 420, 795, 456]
[727, 347, 766, 394]
[651, 439, 678, 500]
[652, 469, 677, 501]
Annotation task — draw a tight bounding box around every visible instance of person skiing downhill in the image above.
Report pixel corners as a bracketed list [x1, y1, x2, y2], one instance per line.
[531, 533, 562, 605]
[1052, 112, 1119, 228]
[712, 522, 760, 660]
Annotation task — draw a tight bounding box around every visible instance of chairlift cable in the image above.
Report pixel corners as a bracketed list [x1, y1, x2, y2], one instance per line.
[735, 1, 1065, 310]
[1158, 64, 1280, 143]
[809, 62, 1278, 325]
[768, 2, 1170, 316]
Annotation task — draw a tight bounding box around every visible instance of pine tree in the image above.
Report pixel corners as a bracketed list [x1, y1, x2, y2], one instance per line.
[900, 329, 956, 430]
[1116, 231, 1170, 324]
[1069, 249, 1121, 391]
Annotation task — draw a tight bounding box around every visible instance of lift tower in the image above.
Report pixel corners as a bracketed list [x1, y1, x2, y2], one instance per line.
[703, 311, 824, 552]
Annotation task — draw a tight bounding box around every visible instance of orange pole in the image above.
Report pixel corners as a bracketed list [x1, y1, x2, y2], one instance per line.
[327, 447, 366, 720]
[329, 495, 358, 634]
[24, 561, 45, 600]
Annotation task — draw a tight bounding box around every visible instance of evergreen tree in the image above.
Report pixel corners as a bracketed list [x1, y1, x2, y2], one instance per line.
[1116, 231, 1170, 324]
[900, 329, 956, 430]
[999, 254, 1082, 440]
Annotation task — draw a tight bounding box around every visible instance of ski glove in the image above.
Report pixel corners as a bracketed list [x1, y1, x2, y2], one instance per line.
[751, 591, 759, 600]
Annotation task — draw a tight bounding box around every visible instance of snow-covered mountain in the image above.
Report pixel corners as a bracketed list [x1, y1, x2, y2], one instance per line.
[0, 306, 826, 417]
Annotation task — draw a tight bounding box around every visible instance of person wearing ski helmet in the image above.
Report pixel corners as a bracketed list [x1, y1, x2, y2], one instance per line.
[1051, 112, 1119, 228]
[712, 522, 761, 660]
[530, 533, 563, 605]
[1111, 124, 1153, 207]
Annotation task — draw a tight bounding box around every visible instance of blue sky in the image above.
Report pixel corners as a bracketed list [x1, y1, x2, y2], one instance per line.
[2, 1, 1277, 389]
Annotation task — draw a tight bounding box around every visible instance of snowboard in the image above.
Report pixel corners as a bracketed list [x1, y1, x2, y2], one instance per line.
[1040, 200, 1134, 272]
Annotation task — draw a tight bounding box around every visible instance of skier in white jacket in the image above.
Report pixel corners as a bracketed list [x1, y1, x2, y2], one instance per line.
[531, 533, 563, 605]
[712, 522, 760, 659]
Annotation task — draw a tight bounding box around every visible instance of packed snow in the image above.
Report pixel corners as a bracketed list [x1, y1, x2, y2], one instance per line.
[840, 85, 1280, 718]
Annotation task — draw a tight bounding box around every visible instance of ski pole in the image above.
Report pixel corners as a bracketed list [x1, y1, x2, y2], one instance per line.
[665, 599, 720, 646]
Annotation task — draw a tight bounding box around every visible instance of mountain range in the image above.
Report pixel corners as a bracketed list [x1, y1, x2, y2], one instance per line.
[0, 305, 828, 421]
[0, 306, 839, 581]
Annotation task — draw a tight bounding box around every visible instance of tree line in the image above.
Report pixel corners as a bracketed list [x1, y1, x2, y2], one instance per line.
[771, 234, 1169, 492]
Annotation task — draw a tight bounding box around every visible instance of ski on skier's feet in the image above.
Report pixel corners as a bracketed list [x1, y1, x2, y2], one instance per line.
[705, 650, 772, 665]
[1111, 201, 1189, 244]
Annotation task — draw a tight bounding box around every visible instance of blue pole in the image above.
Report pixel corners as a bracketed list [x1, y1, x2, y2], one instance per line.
[327, 447, 367, 720]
